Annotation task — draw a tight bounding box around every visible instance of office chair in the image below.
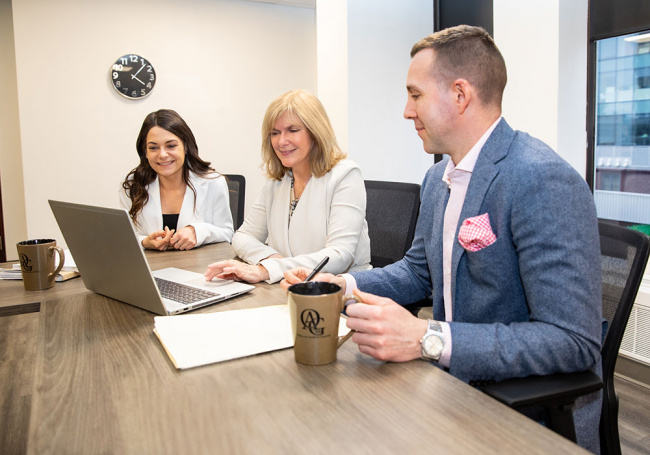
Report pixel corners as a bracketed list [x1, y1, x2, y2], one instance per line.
[364, 180, 420, 268]
[224, 174, 246, 230]
[481, 221, 650, 455]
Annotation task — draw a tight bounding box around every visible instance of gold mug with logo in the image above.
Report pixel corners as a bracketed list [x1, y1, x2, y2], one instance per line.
[16, 239, 65, 291]
[287, 281, 361, 366]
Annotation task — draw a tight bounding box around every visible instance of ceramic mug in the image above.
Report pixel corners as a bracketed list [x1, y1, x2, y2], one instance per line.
[287, 281, 361, 365]
[16, 239, 65, 291]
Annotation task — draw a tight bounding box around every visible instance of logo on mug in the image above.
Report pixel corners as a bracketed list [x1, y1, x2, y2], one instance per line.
[19, 253, 33, 272]
[301, 309, 325, 336]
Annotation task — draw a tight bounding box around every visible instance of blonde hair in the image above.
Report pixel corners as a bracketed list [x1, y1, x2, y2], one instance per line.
[261, 89, 346, 180]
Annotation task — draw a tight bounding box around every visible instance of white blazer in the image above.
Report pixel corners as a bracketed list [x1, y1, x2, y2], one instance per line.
[119, 172, 234, 247]
[233, 159, 371, 283]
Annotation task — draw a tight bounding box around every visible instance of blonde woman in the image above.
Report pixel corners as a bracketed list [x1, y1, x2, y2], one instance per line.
[205, 89, 371, 283]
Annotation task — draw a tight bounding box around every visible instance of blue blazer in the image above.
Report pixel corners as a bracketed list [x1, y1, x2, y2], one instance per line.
[353, 119, 603, 451]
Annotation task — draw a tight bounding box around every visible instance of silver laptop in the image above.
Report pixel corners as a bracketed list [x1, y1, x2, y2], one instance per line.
[49, 200, 254, 315]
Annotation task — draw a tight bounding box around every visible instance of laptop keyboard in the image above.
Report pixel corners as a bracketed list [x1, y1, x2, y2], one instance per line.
[155, 277, 221, 305]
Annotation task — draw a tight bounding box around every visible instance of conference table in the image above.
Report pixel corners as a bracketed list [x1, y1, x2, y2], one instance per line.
[0, 243, 588, 454]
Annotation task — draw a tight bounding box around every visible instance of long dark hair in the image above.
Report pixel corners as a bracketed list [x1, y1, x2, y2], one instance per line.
[122, 109, 217, 225]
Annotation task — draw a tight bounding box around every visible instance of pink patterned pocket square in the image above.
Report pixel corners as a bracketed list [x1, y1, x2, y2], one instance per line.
[458, 213, 497, 252]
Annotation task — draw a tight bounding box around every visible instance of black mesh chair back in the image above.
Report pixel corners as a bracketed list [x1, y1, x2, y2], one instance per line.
[598, 222, 649, 454]
[364, 180, 420, 268]
[481, 221, 649, 455]
[224, 174, 246, 230]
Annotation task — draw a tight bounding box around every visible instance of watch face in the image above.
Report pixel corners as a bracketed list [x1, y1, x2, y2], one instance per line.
[424, 334, 444, 357]
[110, 54, 156, 99]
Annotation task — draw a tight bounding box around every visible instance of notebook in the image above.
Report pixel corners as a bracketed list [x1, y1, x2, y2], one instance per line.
[49, 200, 254, 315]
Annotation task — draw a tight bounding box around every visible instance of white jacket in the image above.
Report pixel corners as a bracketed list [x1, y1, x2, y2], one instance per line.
[233, 159, 371, 283]
[119, 172, 233, 247]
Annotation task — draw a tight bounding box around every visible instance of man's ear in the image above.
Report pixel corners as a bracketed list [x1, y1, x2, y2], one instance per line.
[453, 79, 471, 114]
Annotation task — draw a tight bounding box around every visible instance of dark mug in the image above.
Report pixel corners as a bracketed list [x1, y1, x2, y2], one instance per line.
[16, 239, 65, 291]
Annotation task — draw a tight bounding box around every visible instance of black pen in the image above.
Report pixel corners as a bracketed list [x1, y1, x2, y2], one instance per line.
[304, 256, 329, 282]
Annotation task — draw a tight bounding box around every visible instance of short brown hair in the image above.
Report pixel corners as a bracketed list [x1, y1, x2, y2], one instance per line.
[411, 25, 507, 108]
[261, 89, 346, 181]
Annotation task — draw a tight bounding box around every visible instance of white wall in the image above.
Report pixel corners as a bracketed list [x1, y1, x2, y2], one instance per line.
[494, 0, 589, 177]
[316, 0, 349, 154]
[316, 0, 434, 184]
[347, 0, 435, 183]
[558, 0, 589, 176]
[495, 0, 560, 150]
[0, 0, 27, 260]
[11, 0, 316, 248]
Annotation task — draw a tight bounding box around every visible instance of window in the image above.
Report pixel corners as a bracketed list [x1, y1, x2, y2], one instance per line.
[593, 31, 650, 227]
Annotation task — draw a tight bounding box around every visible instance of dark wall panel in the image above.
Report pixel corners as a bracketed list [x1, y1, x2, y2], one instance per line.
[435, 0, 493, 36]
[590, 0, 650, 40]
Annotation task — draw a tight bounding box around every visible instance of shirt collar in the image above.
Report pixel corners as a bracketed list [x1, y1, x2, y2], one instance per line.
[442, 117, 502, 186]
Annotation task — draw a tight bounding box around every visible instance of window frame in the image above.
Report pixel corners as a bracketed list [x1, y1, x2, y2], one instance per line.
[587, 0, 650, 193]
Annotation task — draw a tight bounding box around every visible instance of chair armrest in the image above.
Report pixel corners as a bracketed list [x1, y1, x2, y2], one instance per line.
[480, 370, 603, 408]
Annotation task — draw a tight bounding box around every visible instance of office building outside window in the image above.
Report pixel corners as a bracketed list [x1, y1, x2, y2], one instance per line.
[594, 31, 650, 229]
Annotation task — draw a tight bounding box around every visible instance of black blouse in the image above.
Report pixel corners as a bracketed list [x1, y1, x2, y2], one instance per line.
[162, 214, 179, 232]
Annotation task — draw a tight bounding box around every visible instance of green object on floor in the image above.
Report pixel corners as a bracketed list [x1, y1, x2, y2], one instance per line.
[629, 224, 650, 236]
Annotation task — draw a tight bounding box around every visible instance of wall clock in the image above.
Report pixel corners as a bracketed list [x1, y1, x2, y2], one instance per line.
[110, 54, 156, 99]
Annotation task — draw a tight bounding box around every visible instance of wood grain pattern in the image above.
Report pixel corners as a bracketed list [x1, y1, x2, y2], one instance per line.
[0, 273, 86, 309]
[0, 302, 40, 317]
[4, 243, 589, 454]
[0, 312, 39, 454]
[616, 376, 650, 455]
[27, 291, 587, 454]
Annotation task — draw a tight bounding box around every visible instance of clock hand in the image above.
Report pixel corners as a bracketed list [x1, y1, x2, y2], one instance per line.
[131, 75, 145, 85]
[132, 61, 146, 78]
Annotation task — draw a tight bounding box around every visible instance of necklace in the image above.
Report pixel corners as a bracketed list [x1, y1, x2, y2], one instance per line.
[289, 173, 311, 224]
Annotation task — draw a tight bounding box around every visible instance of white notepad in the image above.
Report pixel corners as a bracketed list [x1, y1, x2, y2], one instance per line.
[154, 304, 350, 369]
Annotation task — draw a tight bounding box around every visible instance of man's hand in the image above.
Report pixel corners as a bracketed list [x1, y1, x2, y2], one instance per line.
[281, 268, 346, 291]
[142, 227, 174, 250]
[345, 288, 428, 362]
[205, 260, 270, 283]
[170, 226, 197, 250]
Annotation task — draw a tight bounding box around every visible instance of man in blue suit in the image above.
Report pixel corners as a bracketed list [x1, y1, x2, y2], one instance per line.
[283, 25, 602, 452]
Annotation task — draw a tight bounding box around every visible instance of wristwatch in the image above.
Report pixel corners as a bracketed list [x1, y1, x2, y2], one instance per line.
[420, 320, 445, 362]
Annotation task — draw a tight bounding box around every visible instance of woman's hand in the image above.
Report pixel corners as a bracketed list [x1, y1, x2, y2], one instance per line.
[142, 227, 174, 250]
[280, 268, 345, 291]
[205, 260, 270, 283]
[170, 226, 197, 250]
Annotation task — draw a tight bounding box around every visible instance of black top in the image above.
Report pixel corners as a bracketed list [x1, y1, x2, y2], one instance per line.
[162, 214, 179, 232]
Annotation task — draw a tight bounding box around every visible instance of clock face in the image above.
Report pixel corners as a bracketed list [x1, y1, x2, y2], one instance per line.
[110, 54, 156, 99]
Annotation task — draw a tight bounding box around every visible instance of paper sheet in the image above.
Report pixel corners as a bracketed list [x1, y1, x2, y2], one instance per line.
[154, 304, 350, 370]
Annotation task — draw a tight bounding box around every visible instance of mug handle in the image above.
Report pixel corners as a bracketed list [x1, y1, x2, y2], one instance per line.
[337, 294, 362, 348]
[49, 246, 65, 279]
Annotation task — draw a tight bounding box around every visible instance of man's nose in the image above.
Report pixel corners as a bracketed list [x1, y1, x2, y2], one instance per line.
[404, 99, 415, 119]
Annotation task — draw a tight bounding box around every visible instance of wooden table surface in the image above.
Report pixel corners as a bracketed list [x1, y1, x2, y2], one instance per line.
[1, 243, 588, 454]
